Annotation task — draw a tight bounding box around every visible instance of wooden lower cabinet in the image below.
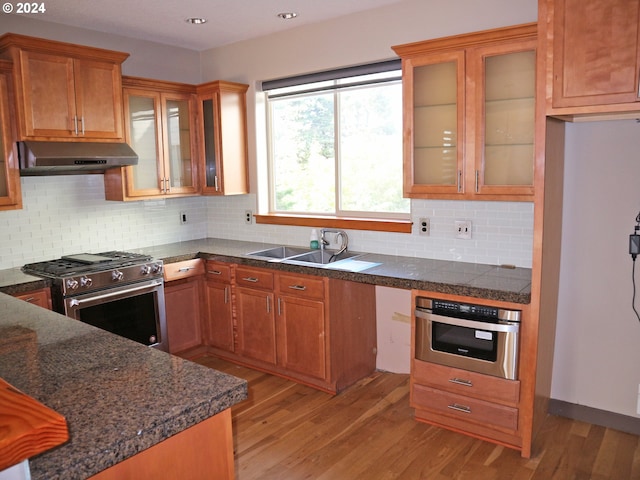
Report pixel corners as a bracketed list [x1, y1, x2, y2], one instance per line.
[13, 287, 52, 310]
[89, 408, 234, 480]
[203, 262, 234, 352]
[276, 273, 326, 380]
[163, 260, 205, 355]
[204, 263, 377, 394]
[411, 354, 522, 450]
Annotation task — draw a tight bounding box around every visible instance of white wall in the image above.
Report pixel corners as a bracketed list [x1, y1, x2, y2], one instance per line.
[552, 120, 640, 418]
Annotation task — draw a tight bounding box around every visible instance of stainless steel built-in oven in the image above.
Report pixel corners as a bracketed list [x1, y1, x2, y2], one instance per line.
[64, 277, 168, 351]
[414, 296, 521, 380]
[23, 252, 169, 352]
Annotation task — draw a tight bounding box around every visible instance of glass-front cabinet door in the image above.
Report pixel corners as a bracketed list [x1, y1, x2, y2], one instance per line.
[473, 40, 536, 197]
[394, 23, 537, 201]
[161, 93, 197, 195]
[404, 51, 465, 197]
[0, 61, 21, 210]
[116, 87, 197, 199]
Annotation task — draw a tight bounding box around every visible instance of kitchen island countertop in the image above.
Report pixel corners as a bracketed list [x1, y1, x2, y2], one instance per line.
[0, 294, 247, 480]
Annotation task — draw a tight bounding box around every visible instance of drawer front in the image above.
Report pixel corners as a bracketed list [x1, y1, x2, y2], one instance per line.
[163, 259, 205, 282]
[413, 384, 518, 432]
[413, 359, 519, 406]
[236, 267, 274, 290]
[277, 273, 324, 300]
[205, 261, 231, 282]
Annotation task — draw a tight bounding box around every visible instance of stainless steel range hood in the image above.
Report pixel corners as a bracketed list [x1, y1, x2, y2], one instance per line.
[18, 141, 138, 176]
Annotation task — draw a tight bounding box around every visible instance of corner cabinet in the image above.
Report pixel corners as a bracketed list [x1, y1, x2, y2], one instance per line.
[392, 23, 538, 201]
[541, 0, 640, 118]
[196, 81, 249, 195]
[104, 77, 199, 201]
[0, 33, 127, 141]
[0, 60, 21, 211]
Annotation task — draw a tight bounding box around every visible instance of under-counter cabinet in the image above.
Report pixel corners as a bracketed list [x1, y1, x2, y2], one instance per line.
[0, 60, 21, 211]
[541, 0, 640, 117]
[13, 287, 52, 310]
[276, 273, 327, 380]
[104, 77, 199, 200]
[203, 261, 234, 352]
[210, 263, 376, 394]
[163, 259, 205, 355]
[197, 81, 249, 195]
[0, 34, 127, 141]
[235, 266, 277, 364]
[392, 24, 537, 200]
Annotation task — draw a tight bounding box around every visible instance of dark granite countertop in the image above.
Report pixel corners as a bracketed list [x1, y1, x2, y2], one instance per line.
[0, 294, 247, 480]
[133, 238, 532, 304]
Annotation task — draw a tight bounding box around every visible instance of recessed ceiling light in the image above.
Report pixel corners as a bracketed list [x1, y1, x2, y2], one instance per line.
[186, 17, 207, 25]
[277, 12, 298, 20]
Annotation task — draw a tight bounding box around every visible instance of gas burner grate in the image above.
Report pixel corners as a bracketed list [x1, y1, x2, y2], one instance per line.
[22, 251, 153, 278]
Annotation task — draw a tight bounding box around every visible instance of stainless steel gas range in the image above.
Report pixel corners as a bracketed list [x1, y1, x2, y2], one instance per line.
[23, 251, 169, 351]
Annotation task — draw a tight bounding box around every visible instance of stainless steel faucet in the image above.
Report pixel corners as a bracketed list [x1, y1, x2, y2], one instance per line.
[320, 229, 349, 256]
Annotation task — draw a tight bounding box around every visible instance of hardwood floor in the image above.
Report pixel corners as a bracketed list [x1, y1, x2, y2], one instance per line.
[194, 357, 640, 479]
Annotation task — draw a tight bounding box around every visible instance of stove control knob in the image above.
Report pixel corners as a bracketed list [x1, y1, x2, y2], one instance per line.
[112, 270, 124, 282]
[140, 265, 151, 275]
[66, 278, 79, 290]
[151, 263, 163, 274]
[80, 276, 93, 288]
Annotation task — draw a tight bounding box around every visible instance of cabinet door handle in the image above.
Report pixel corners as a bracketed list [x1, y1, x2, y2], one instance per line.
[214, 175, 219, 191]
[73, 115, 79, 135]
[288, 285, 307, 291]
[277, 297, 282, 315]
[475, 170, 479, 193]
[165, 178, 171, 194]
[447, 403, 471, 414]
[224, 286, 229, 304]
[266, 295, 271, 313]
[457, 170, 462, 192]
[242, 277, 259, 283]
[448, 377, 473, 387]
[80, 116, 85, 135]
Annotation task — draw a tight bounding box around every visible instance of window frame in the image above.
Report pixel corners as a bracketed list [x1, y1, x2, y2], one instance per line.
[258, 61, 411, 233]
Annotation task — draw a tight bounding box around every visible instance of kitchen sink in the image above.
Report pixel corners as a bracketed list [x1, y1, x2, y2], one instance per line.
[245, 246, 313, 261]
[285, 250, 362, 266]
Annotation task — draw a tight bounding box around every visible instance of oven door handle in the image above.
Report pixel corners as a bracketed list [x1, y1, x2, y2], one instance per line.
[68, 280, 163, 308]
[414, 309, 519, 333]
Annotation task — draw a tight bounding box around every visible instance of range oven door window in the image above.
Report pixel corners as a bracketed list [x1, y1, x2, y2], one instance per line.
[64, 280, 168, 351]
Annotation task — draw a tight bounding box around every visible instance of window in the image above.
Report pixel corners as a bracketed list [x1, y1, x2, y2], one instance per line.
[262, 62, 410, 222]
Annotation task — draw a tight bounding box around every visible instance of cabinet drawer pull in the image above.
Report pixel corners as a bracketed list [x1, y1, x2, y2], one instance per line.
[242, 277, 259, 283]
[447, 403, 471, 414]
[22, 297, 36, 303]
[178, 267, 194, 273]
[449, 378, 473, 387]
[208, 270, 222, 275]
[288, 284, 307, 291]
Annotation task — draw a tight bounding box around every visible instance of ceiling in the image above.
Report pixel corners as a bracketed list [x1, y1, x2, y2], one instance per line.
[30, 0, 408, 51]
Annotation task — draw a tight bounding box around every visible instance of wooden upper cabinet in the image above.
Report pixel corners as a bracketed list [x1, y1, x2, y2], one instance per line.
[0, 34, 127, 141]
[0, 60, 21, 211]
[393, 24, 537, 201]
[196, 81, 249, 195]
[542, 0, 640, 117]
[104, 77, 199, 200]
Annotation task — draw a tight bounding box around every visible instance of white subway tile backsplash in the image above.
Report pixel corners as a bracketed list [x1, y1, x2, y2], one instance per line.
[0, 176, 534, 270]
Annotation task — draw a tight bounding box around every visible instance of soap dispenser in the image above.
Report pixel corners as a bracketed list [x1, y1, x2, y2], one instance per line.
[310, 229, 319, 249]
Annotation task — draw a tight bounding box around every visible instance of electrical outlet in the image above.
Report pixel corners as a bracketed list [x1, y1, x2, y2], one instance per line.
[244, 210, 253, 225]
[180, 211, 187, 224]
[418, 217, 430, 236]
[455, 220, 472, 239]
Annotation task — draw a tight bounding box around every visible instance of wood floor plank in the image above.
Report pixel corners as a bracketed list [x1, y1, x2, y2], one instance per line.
[194, 356, 640, 480]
